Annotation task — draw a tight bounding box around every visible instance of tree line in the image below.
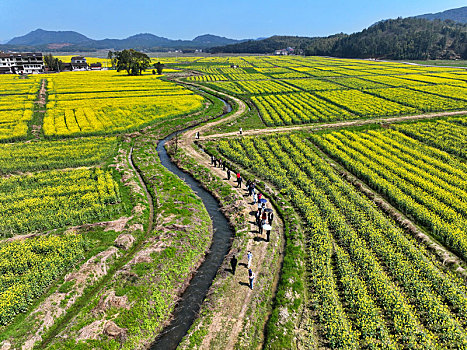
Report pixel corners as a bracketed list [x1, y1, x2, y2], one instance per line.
[209, 18, 467, 60]
[43, 50, 164, 75]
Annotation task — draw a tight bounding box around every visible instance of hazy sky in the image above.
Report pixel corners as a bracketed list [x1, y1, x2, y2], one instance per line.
[0, 0, 465, 41]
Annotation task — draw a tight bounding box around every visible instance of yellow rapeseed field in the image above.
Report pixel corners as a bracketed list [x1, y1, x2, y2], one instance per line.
[43, 70, 204, 136]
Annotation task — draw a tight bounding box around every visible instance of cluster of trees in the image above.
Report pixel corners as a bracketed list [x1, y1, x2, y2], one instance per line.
[305, 18, 467, 60]
[208, 36, 316, 54]
[108, 49, 164, 75]
[210, 18, 467, 60]
[43, 54, 64, 71]
[44, 50, 164, 75]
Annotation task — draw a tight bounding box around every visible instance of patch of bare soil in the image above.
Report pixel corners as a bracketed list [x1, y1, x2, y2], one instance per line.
[76, 319, 106, 341]
[114, 233, 135, 250]
[0, 341, 11, 350]
[18, 247, 120, 350]
[64, 216, 133, 234]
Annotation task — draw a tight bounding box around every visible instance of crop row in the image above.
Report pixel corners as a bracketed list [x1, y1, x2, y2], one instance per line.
[251, 92, 353, 126]
[44, 96, 203, 137]
[315, 89, 418, 117]
[412, 84, 467, 101]
[0, 167, 122, 235]
[269, 72, 309, 79]
[312, 128, 467, 260]
[368, 87, 466, 112]
[395, 119, 467, 159]
[0, 136, 117, 173]
[234, 80, 299, 94]
[43, 71, 204, 137]
[0, 75, 41, 141]
[186, 74, 227, 82]
[283, 78, 343, 91]
[0, 234, 86, 325]
[217, 134, 467, 348]
[403, 74, 467, 87]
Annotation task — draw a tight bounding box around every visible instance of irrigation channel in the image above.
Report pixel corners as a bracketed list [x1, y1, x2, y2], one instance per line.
[151, 99, 234, 350]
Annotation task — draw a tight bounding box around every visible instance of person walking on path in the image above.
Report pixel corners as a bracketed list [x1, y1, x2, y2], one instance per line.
[196, 131, 200, 139]
[261, 211, 267, 226]
[237, 175, 242, 188]
[239, 127, 243, 135]
[248, 269, 255, 290]
[266, 229, 271, 242]
[251, 182, 256, 196]
[247, 251, 253, 268]
[258, 193, 262, 201]
[255, 209, 261, 226]
[218, 158, 222, 168]
[227, 168, 231, 180]
[258, 221, 263, 236]
[230, 255, 238, 275]
[211, 155, 215, 166]
[268, 211, 274, 225]
[253, 193, 257, 204]
[222, 161, 226, 171]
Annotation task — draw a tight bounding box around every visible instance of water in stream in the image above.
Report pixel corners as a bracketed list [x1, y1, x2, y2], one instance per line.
[151, 100, 234, 350]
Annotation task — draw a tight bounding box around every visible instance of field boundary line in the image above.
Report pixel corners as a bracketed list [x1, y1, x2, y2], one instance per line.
[201, 110, 467, 139]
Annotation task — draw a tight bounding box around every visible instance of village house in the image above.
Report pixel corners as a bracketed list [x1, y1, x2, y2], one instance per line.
[70, 56, 89, 70]
[0, 52, 44, 74]
[89, 62, 102, 70]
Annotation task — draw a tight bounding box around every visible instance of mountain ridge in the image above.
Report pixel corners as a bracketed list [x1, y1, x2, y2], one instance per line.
[415, 6, 467, 24]
[4, 29, 247, 51]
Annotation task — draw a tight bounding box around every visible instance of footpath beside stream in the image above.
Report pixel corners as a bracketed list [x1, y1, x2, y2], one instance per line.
[150, 101, 234, 350]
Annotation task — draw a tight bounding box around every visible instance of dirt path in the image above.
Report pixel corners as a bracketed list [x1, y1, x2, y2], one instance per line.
[175, 91, 284, 349]
[196, 166, 283, 350]
[129, 146, 155, 234]
[201, 109, 467, 140]
[177, 84, 246, 170]
[30, 79, 47, 139]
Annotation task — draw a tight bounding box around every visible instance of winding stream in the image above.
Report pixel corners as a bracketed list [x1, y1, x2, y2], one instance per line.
[150, 100, 234, 350]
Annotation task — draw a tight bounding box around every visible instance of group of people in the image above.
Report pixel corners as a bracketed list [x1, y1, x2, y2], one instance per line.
[211, 155, 226, 171]
[229, 250, 255, 289]
[212, 160, 274, 291]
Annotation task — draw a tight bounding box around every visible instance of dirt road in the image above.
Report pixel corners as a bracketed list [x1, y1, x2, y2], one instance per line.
[201, 109, 467, 140]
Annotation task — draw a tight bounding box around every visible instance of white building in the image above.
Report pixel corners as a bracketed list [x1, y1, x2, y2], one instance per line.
[0, 52, 44, 74]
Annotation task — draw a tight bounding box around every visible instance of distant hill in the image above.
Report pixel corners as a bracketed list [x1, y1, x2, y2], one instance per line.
[210, 17, 467, 60]
[415, 6, 467, 24]
[209, 35, 324, 54]
[192, 34, 240, 46]
[3, 29, 247, 52]
[8, 29, 92, 46]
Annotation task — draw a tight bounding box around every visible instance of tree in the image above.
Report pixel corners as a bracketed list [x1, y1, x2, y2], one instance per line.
[113, 49, 151, 76]
[154, 61, 164, 75]
[43, 54, 64, 72]
[107, 50, 116, 69]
